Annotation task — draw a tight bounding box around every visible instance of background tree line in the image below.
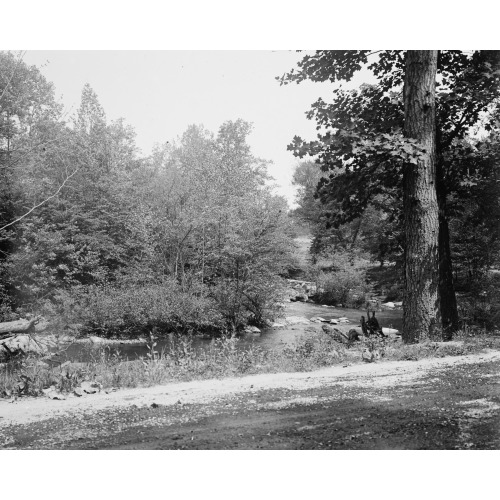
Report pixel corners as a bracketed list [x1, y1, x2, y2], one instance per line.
[0, 52, 295, 337]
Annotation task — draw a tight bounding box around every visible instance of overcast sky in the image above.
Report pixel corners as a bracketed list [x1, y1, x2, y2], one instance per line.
[23, 50, 374, 207]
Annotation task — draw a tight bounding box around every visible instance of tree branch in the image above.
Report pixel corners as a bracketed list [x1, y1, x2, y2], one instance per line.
[0, 168, 79, 232]
[441, 103, 476, 151]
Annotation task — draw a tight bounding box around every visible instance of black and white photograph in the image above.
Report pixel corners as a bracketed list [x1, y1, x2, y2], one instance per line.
[0, 2, 499, 496]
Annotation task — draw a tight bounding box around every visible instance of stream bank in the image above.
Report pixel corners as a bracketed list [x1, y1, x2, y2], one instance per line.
[51, 301, 404, 362]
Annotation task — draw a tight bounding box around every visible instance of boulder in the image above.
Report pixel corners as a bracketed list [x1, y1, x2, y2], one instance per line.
[42, 386, 66, 400]
[0, 334, 49, 361]
[80, 381, 102, 394]
[294, 294, 308, 302]
[382, 327, 400, 337]
[243, 326, 261, 335]
[362, 349, 380, 362]
[284, 316, 310, 326]
[310, 317, 327, 323]
[271, 322, 286, 329]
[381, 302, 395, 309]
[245, 325, 261, 333]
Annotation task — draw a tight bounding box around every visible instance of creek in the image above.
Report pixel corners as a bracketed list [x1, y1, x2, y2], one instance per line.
[58, 301, 402, 362]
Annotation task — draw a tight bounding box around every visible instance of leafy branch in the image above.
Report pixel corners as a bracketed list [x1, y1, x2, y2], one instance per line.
[0, 167, 79, 232]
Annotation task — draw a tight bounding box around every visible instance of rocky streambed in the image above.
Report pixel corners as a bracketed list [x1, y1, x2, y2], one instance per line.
[1, 300, 403, 364]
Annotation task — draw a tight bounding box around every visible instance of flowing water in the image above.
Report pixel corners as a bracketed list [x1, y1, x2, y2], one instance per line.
[59, 301, 403, 362]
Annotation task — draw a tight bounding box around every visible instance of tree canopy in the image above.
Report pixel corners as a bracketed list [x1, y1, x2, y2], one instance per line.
[0, 52, 294, 336]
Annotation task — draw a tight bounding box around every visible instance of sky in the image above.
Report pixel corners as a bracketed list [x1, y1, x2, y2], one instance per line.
[22, 51, 375, 207]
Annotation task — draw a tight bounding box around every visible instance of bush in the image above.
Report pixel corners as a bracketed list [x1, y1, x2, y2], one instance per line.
[211, 275, 287, 332]
[280, 330, 347, 371]
[309, 250, 371, 308]
[384, 283, 403, 302]
[46, 268, 289, 339]
[457, 273, 500, 330]
[73, 279, 225, 338]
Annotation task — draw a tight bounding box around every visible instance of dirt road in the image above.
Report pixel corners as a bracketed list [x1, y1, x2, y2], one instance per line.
[1, 350, 500, 449]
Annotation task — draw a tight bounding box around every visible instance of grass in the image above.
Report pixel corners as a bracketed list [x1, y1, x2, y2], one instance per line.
[0, 331, 347, 398]
[1, 329, 499, 399]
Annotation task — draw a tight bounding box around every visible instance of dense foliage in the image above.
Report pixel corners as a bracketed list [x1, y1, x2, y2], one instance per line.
[284, 51, 500, 335]
[0, 52, 294, 336]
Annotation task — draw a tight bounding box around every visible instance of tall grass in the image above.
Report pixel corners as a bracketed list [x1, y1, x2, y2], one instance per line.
[2, 329, 498, 399]
[0, 331, 347, 397]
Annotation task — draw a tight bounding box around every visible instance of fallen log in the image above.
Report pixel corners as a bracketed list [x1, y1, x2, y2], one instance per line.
[322, 324, 350, 343]
[0, 317, 37, 337]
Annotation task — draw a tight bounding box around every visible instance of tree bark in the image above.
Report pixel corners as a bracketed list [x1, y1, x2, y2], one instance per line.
[436, 161, 460, 340]
[402, 51, 440, 343]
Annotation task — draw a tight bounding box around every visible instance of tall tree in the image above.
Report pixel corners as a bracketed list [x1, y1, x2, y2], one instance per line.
[402, 50, 439, 342]
[0, 51, 64, 313]
[280, 50, 500, 340]
[143, 120, 294, 331]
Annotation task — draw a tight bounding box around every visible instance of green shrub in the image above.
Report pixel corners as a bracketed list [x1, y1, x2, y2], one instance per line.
[316, 268, 369, 308]
[280, 331, 347, 370]
[211, 276, 287, 332]
[47, 270, 288, 339]
[380, 339, 474, 361]
[457, 274, 500, 330]
[311, 250, 371, 308]
[74, 279, 225, 338]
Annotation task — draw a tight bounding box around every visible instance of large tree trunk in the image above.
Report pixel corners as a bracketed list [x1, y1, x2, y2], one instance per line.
[436, 161, 460, 340]
[402, 50, 440, 343]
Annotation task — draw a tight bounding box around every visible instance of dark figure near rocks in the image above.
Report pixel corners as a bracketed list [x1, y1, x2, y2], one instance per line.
[365, 311, 387, 338]
[361, 315, 369, 336]
[348, 329, 361, 343]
